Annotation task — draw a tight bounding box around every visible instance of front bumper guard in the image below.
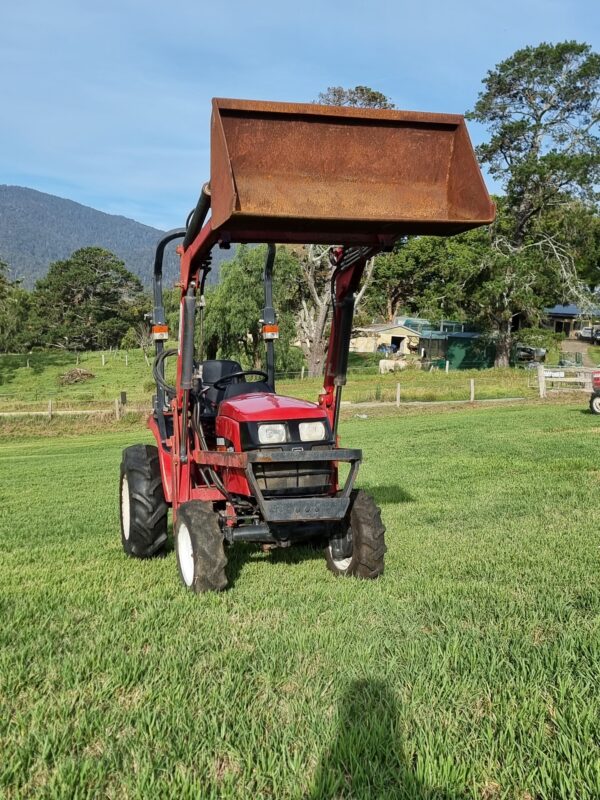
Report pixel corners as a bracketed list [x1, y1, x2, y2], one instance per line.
[245, 448, 362, 523]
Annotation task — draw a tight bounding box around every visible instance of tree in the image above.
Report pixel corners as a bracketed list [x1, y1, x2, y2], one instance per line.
[203, 245, 305, 375]
[297, 245, 375, 376]
[317, 85, 395, 109]
[298, 86, 395, 376]
[30, 247, 146, 351]
[121, 321, 153, 364]
[0, 258, 35, 353]
[466, 41, 600, 364]
[364, 237, 472, 323]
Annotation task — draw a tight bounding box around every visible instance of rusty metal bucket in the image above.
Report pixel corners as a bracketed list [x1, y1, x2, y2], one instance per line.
[209, 98, 495, 246]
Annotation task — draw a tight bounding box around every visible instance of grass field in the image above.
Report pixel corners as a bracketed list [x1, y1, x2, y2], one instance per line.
[0, 350, 539, 411]
[1, 402, 599, 798]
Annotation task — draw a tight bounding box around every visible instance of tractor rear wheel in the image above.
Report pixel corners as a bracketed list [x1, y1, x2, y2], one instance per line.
[325, 490, 386, 579]
[174, 501, 228, 593]
[120, 445, 168, 558]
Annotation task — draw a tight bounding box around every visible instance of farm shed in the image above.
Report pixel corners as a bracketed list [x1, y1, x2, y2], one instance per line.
[544, 304, 600, 338]
[419, 331, 496, 369]
[351, 323, 420, 355]
[395, 316, 470, 335]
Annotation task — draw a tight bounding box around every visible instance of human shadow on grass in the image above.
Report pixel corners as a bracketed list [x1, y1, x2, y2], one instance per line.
[308, 679, 455, 800]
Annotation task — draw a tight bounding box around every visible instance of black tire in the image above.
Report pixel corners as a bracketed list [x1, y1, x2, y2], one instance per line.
[590, 394, 600, 415]
[325, 490, 386, 579]
[174, 501, 228, 593]
[120, 444, 168, 558]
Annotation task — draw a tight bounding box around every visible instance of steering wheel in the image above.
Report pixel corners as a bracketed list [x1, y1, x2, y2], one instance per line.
[212, 370, 269, 391]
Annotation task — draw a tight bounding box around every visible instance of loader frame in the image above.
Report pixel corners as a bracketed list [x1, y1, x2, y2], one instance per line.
[144, 97, 494, 544]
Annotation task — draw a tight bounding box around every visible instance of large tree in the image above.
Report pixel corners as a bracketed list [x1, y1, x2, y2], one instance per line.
[466, 41, 600, 364]
[30, 247, 146, 351]
[298, 86, 394, 376]
[0, 258, 34, 353]
[365, 237, 472, 323]
[203, 245, 305, 375]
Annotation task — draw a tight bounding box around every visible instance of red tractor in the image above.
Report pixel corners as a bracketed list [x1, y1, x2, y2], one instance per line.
[590, 372, 600, 414]
[119, 98, 494, 592]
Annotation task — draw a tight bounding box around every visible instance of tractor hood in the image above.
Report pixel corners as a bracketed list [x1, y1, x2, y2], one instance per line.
[219, 393, 327, 423]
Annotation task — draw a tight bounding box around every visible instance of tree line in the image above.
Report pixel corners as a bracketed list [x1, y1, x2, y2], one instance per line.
[0, 41, 598, 371]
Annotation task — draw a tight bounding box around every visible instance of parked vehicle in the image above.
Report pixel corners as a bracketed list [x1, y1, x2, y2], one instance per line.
[576, 326, 600, 342]
[515, 344, 546, 364]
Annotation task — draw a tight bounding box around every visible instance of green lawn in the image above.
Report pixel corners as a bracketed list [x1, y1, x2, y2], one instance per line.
[1, 402, 599, 798]
[588, 345, 600, 365]
[0, 350, 537, 410]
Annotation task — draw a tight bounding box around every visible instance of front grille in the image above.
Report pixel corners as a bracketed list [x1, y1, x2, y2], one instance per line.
[253, 461, 332, 498]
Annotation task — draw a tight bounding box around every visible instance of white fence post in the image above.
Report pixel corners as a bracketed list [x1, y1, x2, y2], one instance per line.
[445, 360, 449, 373]
[301, 366, 305, 381]
[48, 399, 53, 420]
[396, 382, 400, 407]
[125, 352, 129, 367]
[469, 378, 475, 402]
[115, 398, 121, 421]
[537, 364, 547, 399]
[101, 353, 106, 366]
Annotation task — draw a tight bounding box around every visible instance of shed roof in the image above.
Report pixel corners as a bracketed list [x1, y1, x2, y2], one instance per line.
[419, 331, 483, 341]
[355, 323, 420, 337]
[545, 304, 600, 318]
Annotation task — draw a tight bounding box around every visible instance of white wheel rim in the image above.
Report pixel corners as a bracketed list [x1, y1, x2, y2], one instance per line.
[593, 397, 600, 413]
[177, 523, 195, 586]
[328, 546, 352, 573]
[121, 475, 131, 540]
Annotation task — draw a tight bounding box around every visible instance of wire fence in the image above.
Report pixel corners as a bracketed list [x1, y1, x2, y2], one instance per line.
[0, 349, 570, 413]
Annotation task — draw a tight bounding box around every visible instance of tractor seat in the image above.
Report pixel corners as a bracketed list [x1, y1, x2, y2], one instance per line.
[199, 359, 272, 413]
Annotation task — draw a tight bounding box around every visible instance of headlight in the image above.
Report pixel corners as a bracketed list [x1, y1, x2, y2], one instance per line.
[298, 421, 326, 442]
[257, 423, 287, 445]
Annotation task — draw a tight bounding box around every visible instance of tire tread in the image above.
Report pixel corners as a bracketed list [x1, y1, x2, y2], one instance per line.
[325, 489, 386, 579]
[120, 444, 168, 559]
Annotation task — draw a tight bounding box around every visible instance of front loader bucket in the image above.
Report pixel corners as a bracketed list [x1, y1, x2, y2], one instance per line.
[210, 98, 495, 246]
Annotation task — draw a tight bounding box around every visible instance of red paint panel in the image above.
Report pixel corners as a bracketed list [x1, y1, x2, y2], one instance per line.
[147, 414, 173, 504]
[219, 392, 327, 423]
[214, 415, 251, 495]
[191, 487, 226, 502]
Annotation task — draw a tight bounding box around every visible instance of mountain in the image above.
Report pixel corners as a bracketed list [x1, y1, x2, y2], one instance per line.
[0, 185, 231, 288]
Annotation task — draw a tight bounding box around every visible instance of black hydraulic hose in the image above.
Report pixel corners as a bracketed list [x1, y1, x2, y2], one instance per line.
[153, 349, 177, 397]
[191, 404, 236, 505]
[152, 228, 186, 412]
[181, 288, 196, 390]
[153, 229, 186, 325]
[183, 183, 211, 250]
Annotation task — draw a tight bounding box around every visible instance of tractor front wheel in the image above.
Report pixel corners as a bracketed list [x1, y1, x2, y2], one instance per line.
[174, 501, 228, 593]
[120, 445, 168, 558]
[325, 490, 386, 579]
[590, 394, 600, 414]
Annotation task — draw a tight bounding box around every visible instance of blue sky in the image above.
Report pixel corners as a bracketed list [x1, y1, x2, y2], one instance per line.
[1, 0, 597, 230]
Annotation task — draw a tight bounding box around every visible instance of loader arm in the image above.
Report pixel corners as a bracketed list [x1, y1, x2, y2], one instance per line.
[319, 247, 377, 434]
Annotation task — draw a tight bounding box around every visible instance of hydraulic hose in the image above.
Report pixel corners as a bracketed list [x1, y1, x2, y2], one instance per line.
[153, 349, 178, 397]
